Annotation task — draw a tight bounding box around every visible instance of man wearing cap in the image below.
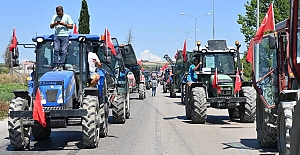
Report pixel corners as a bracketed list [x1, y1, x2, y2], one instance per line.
[87, 45, 102, 87]
[187, 58, 202, 83]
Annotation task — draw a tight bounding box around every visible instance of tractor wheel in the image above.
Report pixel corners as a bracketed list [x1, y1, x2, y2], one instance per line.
[126, 89, 131, 119]
[32, 119, 51, 140]
[239, 86, 256, 123]
[181, 84, 185, 105]
[228, 108, 239, 119]
[99, 101, 108, 138]
[138, 84, 146, 99]
[112, 95, 126, 124]
[290, 92, 300, 155]
[191, 87, 207, 124]
[185, 85, 192, 119]
[277, 101, 296, 155]
[256, 96, 277, 147]
[163, 82, 167, 93]
[82, 95, 99, 148]
[8, 97, 30, 150]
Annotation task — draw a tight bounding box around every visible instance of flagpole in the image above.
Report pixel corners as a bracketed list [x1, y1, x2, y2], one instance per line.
[255, 0, 260, 82]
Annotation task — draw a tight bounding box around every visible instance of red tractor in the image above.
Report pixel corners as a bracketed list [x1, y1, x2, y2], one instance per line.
[252, 1, 300, 154]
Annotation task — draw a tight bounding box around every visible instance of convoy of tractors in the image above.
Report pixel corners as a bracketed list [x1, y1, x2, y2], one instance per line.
[7, 1, 300, 154]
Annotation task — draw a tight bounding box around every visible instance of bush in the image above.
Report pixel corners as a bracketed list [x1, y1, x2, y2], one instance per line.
[0, 83, 27, 119]
[0, 73, 28, 84]
[0, 67, 9, 74]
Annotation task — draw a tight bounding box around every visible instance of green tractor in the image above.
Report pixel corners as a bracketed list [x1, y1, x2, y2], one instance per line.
[184, 40, 256, 124]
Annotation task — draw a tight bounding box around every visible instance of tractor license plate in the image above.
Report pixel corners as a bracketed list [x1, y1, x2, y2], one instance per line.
[228, 103, 237, 108]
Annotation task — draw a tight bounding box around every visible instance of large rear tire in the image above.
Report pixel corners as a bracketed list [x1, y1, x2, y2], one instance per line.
[239, 86, 256, 123]
[82, 95, 99, 148]
[277, 101, 296, 155]
[32, 119, 51, 140]
[256, 96, 277, 147]
[290, 90, 300, 155]
[138, 84, 146, 99]
[8, 97, 30, 150]
[228, 108, 239, 119]
[181, 84, 185, 105]
[112, 95, 126, 124]
[191, 87, 207, 124]
[185, 85, 191, 119]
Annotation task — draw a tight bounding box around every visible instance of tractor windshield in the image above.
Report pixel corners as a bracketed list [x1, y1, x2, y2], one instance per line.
[36, 40, 83, 78]
[202, 53, 235, 74]
[97, 42, 121, 77]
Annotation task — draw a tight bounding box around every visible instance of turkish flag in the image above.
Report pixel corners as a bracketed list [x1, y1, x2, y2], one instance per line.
[246, 39, 254, 64]
[212, 68, 220, 94]
[73, 23, 78, 34]
[253, 3, 275, 44]
[234, 68, 242, 93]
[162, 63, 168, 70]
[104, 27, 117, 56]
[174, 51, 178, 60]
[33, 88, 46, 128]
[138, 60, 142, 66]
[9, 28, 17, 52]
[182, 40, 187, 62]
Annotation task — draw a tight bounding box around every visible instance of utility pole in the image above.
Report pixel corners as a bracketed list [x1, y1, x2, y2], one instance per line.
[255, 0, 260, 82]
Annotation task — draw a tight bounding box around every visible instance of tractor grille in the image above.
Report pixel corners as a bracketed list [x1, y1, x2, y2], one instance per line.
[46, 89, 58, 102]
[43, 106, 63, 111]
[220, 87, 232, 96]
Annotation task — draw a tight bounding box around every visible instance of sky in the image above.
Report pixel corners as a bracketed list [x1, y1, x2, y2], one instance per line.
[0, 0, 249, 63]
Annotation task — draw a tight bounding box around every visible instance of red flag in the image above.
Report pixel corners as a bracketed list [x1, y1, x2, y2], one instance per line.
[246, 39, 254, 64]
[234, 68, 242, 93]
[212, 68, 220, 94]
[33, 88, 46, 128]
[138, 60, 142, 66]
[9, 28, 17, 52]
[253, 3, 275, 44]
[182, 40, 187, 62]
[174, 50, 178, 60]
[73, 23, 78, 34]
[104, 27, 117, 56]
[162, 63, 168, 70]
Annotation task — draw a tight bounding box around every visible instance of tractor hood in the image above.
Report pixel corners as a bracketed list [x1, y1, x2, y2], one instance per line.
[39, 71, 75, 107]
[210, 74, 233, 83]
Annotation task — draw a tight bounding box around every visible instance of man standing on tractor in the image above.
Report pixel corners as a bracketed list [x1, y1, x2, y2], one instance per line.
[87, 45, 102, 87]
[50, 6, 74, 71]
[187, 58, 202, 84]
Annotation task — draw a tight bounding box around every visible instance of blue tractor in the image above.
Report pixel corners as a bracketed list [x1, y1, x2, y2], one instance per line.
[8, 34, 109, 150]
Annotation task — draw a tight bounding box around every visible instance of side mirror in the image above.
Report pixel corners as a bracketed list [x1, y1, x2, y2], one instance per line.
[268, 33, 276, 49]
[104, 56, 112, 63]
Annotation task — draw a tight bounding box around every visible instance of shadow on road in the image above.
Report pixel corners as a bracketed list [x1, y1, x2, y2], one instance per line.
[6, 131, 83, 151]
[173, 102, 184, 106]
[222, 138, 278, 154]
[205, 115, 230, 125]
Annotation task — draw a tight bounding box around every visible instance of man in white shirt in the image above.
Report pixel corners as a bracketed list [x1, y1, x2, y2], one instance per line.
[87, 45, 102, 87]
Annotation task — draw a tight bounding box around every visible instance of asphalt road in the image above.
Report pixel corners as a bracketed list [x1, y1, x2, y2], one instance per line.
[0, 86, 279, 155]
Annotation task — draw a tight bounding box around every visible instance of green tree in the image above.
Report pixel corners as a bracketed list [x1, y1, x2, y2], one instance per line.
[237, 0, 290, 80]
[78, 0, 90, 34]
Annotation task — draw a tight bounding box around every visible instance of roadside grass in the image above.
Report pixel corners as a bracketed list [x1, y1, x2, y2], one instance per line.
[0, 73, 28, 120]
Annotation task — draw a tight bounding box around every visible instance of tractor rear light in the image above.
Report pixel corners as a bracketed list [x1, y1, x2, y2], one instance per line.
[26, 76, 32, 81]
[289, 72, 295, 78]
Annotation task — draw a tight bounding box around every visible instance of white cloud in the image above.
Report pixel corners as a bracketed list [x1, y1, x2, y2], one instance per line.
[139, 50, 162, 62]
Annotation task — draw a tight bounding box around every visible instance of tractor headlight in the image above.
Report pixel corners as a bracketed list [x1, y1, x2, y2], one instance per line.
[36, 37, 44, 43]
[230, 49, 235, 52]
[91, 74, 96, 79]
[40, 92, 46, 104]
[201, 49, 207, 53]
[57, 90, 66, 104]
[78, 36, 86, 42]
[26, 76, 32, 81]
